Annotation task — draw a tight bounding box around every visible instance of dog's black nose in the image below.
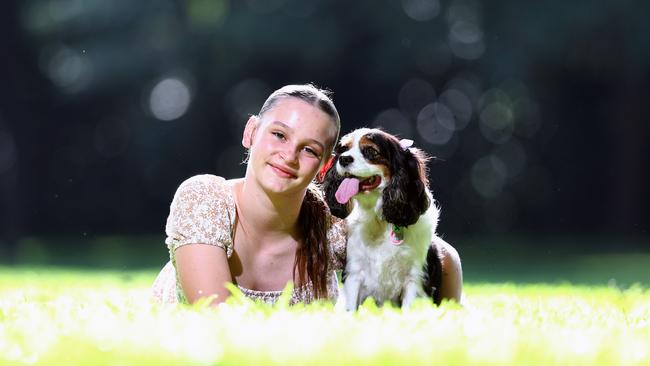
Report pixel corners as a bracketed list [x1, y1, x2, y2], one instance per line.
[339, 155, 354, 167]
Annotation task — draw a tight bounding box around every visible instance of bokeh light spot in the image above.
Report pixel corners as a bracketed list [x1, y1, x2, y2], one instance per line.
[445, 75, 482, 107]
[450, 20, 483, 44]
[439, 88, 473, 130]
[479, 88, 512, 109]
[446, 0, 484, 60]
[43, 44, 93, 92]
[480, 103, 513, 130]
[416, 102, 455, 145]
[449, 31, 485, 60]
[479, 102, 514, 144]
[471, 155, 507, 198]
[149, 77, 192, 121]
[401, 0, 440, 21]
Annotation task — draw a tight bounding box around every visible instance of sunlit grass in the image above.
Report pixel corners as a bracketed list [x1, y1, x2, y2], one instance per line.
[1, 267, 649, 365]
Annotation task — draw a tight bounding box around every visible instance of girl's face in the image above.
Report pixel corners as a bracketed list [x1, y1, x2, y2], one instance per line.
[244, 97, 338, 195]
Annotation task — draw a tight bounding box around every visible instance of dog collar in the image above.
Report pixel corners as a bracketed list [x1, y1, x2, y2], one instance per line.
[390, 225, 405, 245]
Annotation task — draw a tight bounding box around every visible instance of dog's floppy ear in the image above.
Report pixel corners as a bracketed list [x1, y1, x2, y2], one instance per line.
[381, 145, 430, 227]
[321, 155, 352, 219]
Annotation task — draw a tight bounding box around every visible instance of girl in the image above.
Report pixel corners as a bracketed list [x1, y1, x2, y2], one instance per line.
[152, 84, 462, 305]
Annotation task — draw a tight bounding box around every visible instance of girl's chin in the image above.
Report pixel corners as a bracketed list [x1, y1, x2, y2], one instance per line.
[258, 173, 296, 190]
[260, 177, 312, 196]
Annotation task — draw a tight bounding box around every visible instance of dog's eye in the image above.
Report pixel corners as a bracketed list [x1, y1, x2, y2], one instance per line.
[363, 147, 380, 160]
[336, 144, 349, 154]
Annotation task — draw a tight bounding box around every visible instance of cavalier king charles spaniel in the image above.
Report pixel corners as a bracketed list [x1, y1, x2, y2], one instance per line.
[321, 128, 442, 310]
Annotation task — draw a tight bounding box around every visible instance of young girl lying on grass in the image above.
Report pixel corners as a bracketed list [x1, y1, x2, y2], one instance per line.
[151, 84, 462, 306]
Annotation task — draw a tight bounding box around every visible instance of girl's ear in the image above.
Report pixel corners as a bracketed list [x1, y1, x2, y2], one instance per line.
[242, 116, 259, 148]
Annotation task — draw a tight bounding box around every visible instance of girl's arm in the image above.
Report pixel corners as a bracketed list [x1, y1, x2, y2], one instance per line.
[434, 236, 463, 303]
[175, 244, 233, 305]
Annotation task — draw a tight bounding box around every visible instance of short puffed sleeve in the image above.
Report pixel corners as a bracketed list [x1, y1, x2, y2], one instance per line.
[327, 215, 347, 271]
[164, 174, 236, 258]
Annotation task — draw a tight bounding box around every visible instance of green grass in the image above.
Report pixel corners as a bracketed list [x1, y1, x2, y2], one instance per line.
[1, 266, 649, 366]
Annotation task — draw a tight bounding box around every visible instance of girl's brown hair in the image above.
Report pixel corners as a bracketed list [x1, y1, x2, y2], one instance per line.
[257, 84, 341, 299]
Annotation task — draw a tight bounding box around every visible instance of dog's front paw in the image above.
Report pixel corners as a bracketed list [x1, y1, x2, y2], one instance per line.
[401, 281, 422, 309]
[401, 296, 415, 309]
[343, 277, 361, 311]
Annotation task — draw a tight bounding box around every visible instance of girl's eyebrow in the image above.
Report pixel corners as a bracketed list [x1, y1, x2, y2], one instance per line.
[270, 121, 291, 130]
[270, 121, 325, 150]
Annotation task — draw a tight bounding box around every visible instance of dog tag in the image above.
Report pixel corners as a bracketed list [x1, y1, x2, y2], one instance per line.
[390, 226, 405, 245]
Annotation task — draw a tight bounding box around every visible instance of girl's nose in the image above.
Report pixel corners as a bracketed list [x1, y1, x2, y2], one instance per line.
[281, 146, 299, 166]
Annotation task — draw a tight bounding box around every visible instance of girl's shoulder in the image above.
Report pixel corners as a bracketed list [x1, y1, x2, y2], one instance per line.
[177, 173, 227, 190]
[173, 174, 240, 201]
[165, 174, 238, 257]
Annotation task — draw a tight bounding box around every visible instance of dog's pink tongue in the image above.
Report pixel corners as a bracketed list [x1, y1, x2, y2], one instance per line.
[335, 177, 360, 204]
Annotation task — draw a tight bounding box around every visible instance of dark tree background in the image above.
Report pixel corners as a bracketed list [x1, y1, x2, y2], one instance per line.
[1, 0, 648, 266]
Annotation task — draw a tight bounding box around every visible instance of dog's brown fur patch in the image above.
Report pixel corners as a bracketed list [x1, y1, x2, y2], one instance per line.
[359, 134, 391, 180]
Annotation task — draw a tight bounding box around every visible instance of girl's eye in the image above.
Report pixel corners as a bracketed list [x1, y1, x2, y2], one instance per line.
[272, 131, 285, 140]
[304, 147, 320, 158]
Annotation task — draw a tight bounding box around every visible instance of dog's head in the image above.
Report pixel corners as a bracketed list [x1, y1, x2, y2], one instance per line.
[320, 128, 431, 227]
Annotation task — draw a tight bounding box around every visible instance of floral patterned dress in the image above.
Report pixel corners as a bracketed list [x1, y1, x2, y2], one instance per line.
[151, 174, 347, 305]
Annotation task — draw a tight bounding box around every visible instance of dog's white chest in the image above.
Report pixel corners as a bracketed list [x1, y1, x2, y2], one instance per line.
[346, 227, 427, 303]
[343, 205, 437, 307]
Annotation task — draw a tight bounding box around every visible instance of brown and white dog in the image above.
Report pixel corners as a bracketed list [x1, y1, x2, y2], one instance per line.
[321, 128, 442, 310]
